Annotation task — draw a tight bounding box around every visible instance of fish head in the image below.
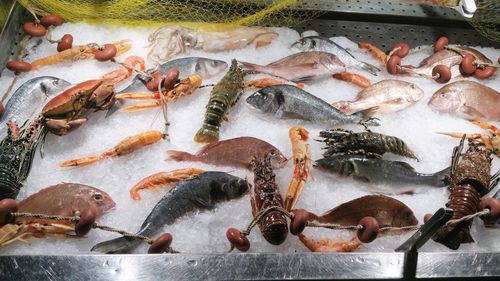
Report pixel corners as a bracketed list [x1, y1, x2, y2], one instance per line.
[428, 85, 462, 113]
[77, 186, 116, 216]
[195, 59, 228, 79]
[246, 87, 281, 114]
[41, 77, 71, 96]
[268, 148, 288, 168]
[291, 37, 314, 51]
[221, 176, 249, 199]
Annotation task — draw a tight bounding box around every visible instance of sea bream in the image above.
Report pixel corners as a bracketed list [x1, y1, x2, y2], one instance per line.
[239, 51, 346, 83]
[428, 80, 500, 121]
[315, 155, 450, 193]
[333, 80, 424, 115]
[291, 36, 380, 75]
[91, 171, 248, 254]
[246, 85, 378, 126]
[0, 76, 71, 137]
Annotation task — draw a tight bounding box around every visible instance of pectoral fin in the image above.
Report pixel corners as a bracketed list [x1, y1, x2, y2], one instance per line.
[460, 105, 486, 120]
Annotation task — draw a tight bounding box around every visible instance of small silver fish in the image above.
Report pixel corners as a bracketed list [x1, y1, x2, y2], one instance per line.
[291, 36, 380, 75]
[239, 51, 346, 83]
[333, 80, 423, 115]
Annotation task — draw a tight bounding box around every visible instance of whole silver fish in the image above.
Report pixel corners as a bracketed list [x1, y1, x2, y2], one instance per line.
[332, 80, 423, 115]
[0, 76, 70, 137]
[291, 36, 380, 75]
[428, 80, 500, 121]
[239, 51, 346, 82]
[91, 171, 248, 254]
[315, 155, 450, 193]
[246, 85, 378, 126]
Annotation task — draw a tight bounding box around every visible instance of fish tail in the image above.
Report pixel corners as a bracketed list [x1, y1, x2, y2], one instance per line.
[434, 166, 452, 187]
[194, 126, 219, 143]
[238, 61, 264, 74]
[358, 61, 381, 76]
[332, 101, 354, 114]
[91, 236, 141, 254]
[166, 150, 195, 162]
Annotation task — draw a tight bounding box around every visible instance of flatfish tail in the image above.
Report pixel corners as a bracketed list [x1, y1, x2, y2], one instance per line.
[91, 236, 142, 254]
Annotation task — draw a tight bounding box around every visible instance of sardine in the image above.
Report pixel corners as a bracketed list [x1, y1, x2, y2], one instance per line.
[333, 80, 423, 115]
[16, 183, 115, 224]
[315, 155, 449, 192]
[91, 172, 248, 254]
[239, 51, 346, 82]
[0, 77, 71, 137]
[194, 59, 246, 143]
[167, 136, 287, 170]
[246, 85, 379, 126]
[291, 36, 380, 75]
[428, 80, 500, 121]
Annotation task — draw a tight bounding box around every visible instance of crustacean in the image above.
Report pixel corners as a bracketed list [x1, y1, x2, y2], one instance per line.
[0, 118, 43, 201]
[318, 128, 418, 160]
[438, 120, 500, 157]
[284, 127, 311, 211]
[432, 137, 499, 249]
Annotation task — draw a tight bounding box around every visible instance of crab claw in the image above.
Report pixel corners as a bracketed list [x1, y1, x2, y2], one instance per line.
[45, 118, 87, 136]
[92, 84, 116, 110]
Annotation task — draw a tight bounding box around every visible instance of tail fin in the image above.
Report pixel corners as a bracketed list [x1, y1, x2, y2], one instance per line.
[194, 127, 219, 144]
[358, 61, 381, 76]
[91, 236, 141, 254]
[238, 61, 263, 74]
[434, 166, 451, 187]
[166, 150, 195, 161]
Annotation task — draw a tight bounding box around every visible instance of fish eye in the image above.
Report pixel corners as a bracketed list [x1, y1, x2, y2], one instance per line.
[440, 93, 446, 98]
[269, 150, 276, 156]
[93, 193, 103, 201]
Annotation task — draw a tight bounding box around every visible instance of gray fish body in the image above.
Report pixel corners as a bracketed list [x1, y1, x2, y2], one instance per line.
[315, 155, 449, 187]
[1, 76, 70, 137]
[291, 36, 380, 75]
[246, 85, 369, 126]
[91, 172, 248, 254]
[117, 57, 228, 93]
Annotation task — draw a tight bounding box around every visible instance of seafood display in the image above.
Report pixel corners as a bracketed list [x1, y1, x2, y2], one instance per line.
[291, 36, 380, 75]
[194, 59, 246, 143]
[250, 153, 288, 245]
[147, 26, 278, 64]
[167, 136, 287, 170]
[246, 85, 378, 126]
[319, 129, 418, 159]
[91, 172, 248, 253]
[239, 51, 346, 82]
[428, 81, 500, 121]
[433, 138, 496, 249]
[332, 80, 424, 115]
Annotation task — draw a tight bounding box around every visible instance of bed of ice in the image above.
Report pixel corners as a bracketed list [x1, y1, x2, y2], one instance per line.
[0, 23, 498, 255]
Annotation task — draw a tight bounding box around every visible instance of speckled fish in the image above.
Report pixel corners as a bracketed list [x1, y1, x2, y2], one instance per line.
[16, 183, 116, 225]
[194, 59, 246, 143]
[246, 85, 378, 126]
[315, 155, 449, 193]
[332, 80, 423, 115]
[91, 172, 248, 254]
[291, 36, 380, 75]
[428, 80, 500, 121]
[239, 51, 346, 82]
[167, 136, 288, 170]
[0, 77, 71, 137]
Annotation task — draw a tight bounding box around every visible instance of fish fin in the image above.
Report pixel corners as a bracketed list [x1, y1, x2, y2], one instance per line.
[434, 166, 451, 187]
[301, 30, 319, 37]
[356, 106, 379, 118]
[238, 61, 262, 73]
[166, 150, 195, 161]
[460, 105, 486, 120]
[91, 236, 140, 254]
[358, 61, 381, 76]
[292, 75, 318, 83]
[353, 175, 370, 183]
[391, 161, 416, 170]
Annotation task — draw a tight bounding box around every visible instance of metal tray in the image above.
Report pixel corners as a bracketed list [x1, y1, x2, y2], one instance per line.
[0, 1, 498, 280]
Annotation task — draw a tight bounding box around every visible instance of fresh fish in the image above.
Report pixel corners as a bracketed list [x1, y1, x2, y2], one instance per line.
[167, 136, 287, 170]
[291, 36, 380, 75]
[16, 183, 115, 224]
[428, 80, 500, 121]
[239, 51, 346, 82]
[315, 155, 449, 193]
[91, 171, 248, 254]
[194, 59, 246, 143]
[405, 49, 462, 78]
[333, 80, 423, 115]
[246, 85, 378, 127]
[0, 77, 71, 136]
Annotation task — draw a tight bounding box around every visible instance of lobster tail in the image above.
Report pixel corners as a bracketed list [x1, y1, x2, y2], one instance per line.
[194, 126, 219, 144]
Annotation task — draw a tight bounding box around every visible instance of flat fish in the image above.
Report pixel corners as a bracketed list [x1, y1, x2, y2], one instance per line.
[239, 51, 346, 82]
[91, 172, 248, 254]
[428, 80, 500, 121]
[246, 85, 378, 126]
[0, 76, 71, 137]
[315, 155, 449, 193]
[291, 36, 380, 75]
[167, 136, 288, 170]
[333, 80, 424, 115]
